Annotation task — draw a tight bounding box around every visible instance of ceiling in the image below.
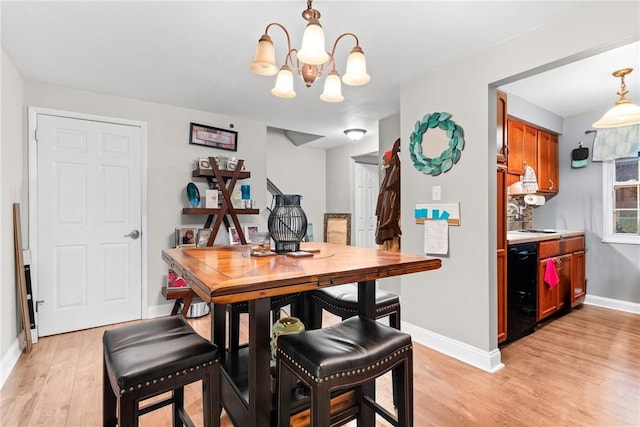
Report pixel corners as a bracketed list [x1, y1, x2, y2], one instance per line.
[2, 1, 638, 149]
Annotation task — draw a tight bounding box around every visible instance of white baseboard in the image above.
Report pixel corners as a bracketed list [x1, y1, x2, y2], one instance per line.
[402, 321, 504, 373]
[584, 295, 640, 314]
[0, 338, 22, 390]
[147, 302, 175, 319]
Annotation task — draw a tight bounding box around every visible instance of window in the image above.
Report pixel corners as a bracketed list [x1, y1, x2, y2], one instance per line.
[603, 157, 640, 244]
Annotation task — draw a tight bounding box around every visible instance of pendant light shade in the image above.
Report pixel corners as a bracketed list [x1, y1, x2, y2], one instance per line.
[593, 68, 640, 128]
[592, 102, 640, 128]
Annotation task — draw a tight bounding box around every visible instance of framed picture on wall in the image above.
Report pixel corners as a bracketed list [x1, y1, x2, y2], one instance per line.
[189, 122, 238, 152]
[324, 213, 351, 245]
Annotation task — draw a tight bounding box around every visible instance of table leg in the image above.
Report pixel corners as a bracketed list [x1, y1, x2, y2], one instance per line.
[357, 280, 377, 426]
[180, 291, 195, 317]
[248, 298, 271, 427]
[212, 303, 227, 363]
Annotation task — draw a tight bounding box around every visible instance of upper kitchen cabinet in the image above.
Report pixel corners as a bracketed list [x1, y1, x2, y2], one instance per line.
[507, 119, 525, 176]
[537, 131, 559, 193]
[507, 117, 559, 194]
[497, 90, 508, 165]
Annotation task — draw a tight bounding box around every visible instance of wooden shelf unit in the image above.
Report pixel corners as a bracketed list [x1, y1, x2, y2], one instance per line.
[184, 157, 258, 246]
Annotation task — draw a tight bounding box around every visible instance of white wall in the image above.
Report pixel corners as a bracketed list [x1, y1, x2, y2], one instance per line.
[1, 49, 26, 385]
[326, 136, 378, 214]
[504, 92, 564, 134]
[266, 128, 326, 241]
[400, 2, 639, 368]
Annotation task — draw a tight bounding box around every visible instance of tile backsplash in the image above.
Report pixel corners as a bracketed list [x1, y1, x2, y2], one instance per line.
[507, 195, 533, 231]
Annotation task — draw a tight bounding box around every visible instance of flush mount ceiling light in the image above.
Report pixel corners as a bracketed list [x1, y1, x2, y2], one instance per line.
[593, 67, 640, 128]
[250, 0, 370, 103]
[344, 128, 367, 141]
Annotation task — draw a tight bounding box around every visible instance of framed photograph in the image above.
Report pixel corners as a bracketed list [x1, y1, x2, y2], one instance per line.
[189, 122, 238, 152]
[205, 189, 219, 208]
[244, 224, 259, 243]
[229, 226, 241, 245]
[175, 227, 197, 247]
[324, 213, 351, 246]
[197, 228, 212, 247]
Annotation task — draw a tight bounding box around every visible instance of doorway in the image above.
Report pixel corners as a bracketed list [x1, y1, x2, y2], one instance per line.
[28, 108, 147, 337]
[354, 161, 378, 248]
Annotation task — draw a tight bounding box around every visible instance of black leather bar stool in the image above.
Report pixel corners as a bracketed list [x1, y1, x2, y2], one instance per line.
[103, 316, 221, 427]
[227, 293, 304, 352]
[309, 285, 401, 329]
[276, 316, 413, 427]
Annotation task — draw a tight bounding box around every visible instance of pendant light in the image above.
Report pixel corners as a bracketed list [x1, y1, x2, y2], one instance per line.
[593, 68, 640, 128]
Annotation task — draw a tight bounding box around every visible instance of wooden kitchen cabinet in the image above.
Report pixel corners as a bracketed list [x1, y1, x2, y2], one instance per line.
[497, 165, 507, 343]
[537, 131, 559, 193]
[523, 125, 537, 172]
[537, 236, 585, 321]
[571, 250, 587, 303]
[507, 119, 525, 176]
[506, 118, 559, 194]
[537, 254, 571, 321]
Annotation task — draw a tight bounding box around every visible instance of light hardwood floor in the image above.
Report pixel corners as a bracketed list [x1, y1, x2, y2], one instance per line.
[1, 304, 638, 426]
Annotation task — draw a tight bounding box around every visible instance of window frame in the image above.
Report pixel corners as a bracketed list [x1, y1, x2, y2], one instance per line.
[602, 157, 640, 245]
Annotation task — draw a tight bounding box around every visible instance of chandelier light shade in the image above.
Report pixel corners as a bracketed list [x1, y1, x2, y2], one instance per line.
[250, 35, 278, 76]
[272, 65, 296, 98]
[250, 0, 370, 102]
[593, 68, 640, 128]
[344, 128, 367, 141]
[320, 70, 344, 102]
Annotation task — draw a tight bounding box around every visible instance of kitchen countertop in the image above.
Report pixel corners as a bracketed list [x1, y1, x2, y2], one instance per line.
[507, 229, 584, 244]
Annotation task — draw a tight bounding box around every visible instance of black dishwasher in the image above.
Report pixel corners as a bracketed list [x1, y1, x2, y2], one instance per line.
[506, 242, 538, 344]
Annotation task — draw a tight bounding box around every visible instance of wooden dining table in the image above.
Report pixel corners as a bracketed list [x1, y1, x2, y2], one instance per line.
[162, 242, 441, 426]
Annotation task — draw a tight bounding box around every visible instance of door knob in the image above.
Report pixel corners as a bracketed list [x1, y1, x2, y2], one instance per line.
[124, 229, 141, 239]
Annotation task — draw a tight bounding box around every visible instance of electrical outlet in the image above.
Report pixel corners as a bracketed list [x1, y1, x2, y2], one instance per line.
[432, 186, 441, 200]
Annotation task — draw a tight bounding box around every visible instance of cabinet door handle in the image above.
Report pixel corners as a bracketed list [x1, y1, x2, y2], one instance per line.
[549, 179, 554, 190]
[554, 257, 563, 271]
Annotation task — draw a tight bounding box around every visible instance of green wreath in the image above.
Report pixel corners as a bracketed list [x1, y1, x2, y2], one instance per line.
[409, 112, 465, 176]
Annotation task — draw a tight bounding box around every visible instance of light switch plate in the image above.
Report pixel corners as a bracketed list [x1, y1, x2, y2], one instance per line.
[432, 186, 441, 200]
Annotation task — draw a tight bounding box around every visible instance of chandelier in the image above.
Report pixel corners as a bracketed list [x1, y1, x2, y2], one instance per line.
[593, 68, 640, 128]
[250, 0, 370, 102]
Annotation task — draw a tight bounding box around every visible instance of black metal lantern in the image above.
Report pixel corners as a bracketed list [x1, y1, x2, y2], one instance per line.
[268, 194, 307, 253]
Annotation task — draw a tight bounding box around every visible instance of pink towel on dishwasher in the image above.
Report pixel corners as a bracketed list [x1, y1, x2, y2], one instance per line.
[544, 258, 560, 290]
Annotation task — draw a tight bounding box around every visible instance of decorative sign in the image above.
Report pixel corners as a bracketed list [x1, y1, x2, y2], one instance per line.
[409, 112, 465, 176]
[414, 202, 460, 226]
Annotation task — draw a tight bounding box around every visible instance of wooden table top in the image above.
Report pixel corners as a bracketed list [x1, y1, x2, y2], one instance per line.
[162, 242, 441, 304]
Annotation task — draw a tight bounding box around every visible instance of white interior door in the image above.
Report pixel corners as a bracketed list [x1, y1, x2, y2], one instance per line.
[35, 113, 142, 336]
[355, 162, 378, 248]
